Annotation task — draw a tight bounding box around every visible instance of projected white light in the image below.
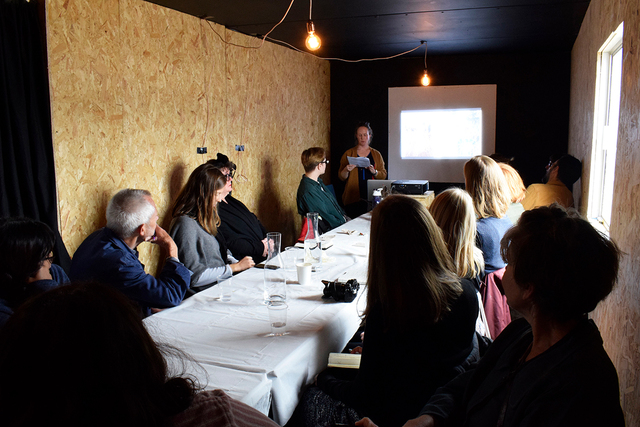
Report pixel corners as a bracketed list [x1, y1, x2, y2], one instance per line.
[400, 108, 482, 159]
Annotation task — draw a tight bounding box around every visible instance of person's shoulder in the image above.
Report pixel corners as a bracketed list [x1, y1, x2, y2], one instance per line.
[173, 390, 277, 427]
[171, 216, 201, 236]
[342, 146, 357, 156]
[172, 215, 196, 226]
[74, 228, 122, 257]
[459, 278, 478, 297]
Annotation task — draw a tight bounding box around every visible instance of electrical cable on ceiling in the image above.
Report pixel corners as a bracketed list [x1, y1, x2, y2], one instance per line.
[202, 0, 425, 63]
[203, 0, 295, 50]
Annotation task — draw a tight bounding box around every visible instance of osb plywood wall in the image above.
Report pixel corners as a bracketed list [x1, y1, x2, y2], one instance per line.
[46, 0, 330, 272]
[569, 0, 640, 424]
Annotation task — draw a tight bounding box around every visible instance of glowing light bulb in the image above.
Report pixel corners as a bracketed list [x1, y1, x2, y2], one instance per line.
[421, 71, 430, 86]
[306, 32, 321, 50]
[305, 21, 321, 51]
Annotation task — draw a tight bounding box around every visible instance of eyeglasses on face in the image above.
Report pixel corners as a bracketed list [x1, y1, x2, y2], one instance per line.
[320, 159, 329, 165]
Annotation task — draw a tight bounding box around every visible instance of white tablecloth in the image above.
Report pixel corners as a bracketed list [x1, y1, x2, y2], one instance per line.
[144, 214, 372, 425]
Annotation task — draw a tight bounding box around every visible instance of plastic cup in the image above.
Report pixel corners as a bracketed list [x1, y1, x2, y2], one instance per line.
[267, 301, 288, 336]
[296, 261, 312, 286]
[218, 277, 232, 302]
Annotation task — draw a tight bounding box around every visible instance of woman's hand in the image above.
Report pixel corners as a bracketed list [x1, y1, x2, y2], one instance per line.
[230, 256, 255, 273]
[355, 418, 378, 427]
[262, 238, 269, 258]
[341, 164, 357, 179]
[367, 165, 378, 176]
[350, 346, 363, 354]
[403, 415, 437, 427]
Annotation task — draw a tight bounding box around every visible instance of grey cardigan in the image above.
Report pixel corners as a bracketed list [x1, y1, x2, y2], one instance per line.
[170, 216, 233, 287]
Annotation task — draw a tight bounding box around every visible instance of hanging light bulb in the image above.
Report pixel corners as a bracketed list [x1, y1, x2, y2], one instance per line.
[420, 41, 430, 86]
[421, 70, 430, 86]
[305, 0, 321, 51]
[305, 20, 321, 51]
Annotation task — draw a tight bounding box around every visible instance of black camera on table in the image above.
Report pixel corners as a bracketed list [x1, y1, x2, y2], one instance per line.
[322, 279, 360, 302]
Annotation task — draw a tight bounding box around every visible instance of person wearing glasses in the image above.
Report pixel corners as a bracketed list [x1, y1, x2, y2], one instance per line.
[170, 163, 254, 293]
[207, 154, 269, 263]
[339, 122, 387, 218]
[0, 217, 69, 327]
[521, 154, 582, 210]
[297, 147, 348, 233]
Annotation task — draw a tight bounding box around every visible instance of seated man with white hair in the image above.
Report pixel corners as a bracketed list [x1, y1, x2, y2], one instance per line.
[70, 189, 190, 317]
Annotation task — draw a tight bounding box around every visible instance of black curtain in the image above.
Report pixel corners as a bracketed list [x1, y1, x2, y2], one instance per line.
[0, 0, 71, 271]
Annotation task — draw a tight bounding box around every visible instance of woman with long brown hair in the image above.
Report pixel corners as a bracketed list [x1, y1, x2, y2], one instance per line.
[299, 195, 479, 427]
[170, 164, 254, 292]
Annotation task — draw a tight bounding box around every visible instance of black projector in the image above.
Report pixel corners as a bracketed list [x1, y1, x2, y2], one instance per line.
[391, 180, 429, 195]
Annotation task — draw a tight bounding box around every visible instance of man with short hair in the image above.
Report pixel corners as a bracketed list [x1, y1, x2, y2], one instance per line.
[70, 189, 190, 316]
[297, 147, 348, 233]
[522, 154, 582, 210]
[207, 153, 270, 263]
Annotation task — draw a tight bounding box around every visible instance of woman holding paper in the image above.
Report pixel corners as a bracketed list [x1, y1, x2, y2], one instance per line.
[339, 122, 387, 217]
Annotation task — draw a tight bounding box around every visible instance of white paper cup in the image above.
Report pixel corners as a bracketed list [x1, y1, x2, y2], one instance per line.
[218, 277, 232, 302]
[296, 262, 312, 286]
[267, 301, 288, 336]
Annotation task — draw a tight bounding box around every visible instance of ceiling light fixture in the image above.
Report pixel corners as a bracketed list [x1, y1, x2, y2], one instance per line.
[305, 0, 321, 51]
[421, 41, 430, 86]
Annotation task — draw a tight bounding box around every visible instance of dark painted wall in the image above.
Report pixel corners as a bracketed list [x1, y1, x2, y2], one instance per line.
[329, 51, 572, 202]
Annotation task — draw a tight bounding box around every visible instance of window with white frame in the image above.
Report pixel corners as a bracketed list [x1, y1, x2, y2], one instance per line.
[588, 22, 623, 232]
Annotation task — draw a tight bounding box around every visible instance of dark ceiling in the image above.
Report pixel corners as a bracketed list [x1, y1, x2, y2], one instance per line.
[146, 0, 590, 60]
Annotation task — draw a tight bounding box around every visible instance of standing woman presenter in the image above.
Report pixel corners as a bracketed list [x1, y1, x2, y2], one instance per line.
[339, 122, 387, 218]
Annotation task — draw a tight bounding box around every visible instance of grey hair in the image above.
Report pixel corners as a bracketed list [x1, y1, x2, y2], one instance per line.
[106, 189, 155, 239]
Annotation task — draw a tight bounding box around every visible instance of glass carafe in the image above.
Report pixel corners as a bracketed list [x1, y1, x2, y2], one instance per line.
[304, 212, 322, 271]
[263, 232, 286, 303]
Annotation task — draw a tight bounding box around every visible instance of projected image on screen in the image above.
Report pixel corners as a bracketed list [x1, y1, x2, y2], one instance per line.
[401, 108, 483, 159]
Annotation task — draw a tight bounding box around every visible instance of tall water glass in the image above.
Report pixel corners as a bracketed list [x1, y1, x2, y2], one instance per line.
[263, 232, 286, 303]
[304, 212, 322, 271]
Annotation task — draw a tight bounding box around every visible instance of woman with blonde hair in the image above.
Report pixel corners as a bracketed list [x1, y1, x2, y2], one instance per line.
[498, 162, 526, 224]
[170, 164, 254, 292]
[430, 188, 490, 338]
[429, 188, 484, 283]
[300, 195, 479, 427]
[464, 155, 513, 274]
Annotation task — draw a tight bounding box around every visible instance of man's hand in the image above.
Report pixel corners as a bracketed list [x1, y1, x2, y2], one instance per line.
[262, 238, 269, 258]
[151, 225, 179, 259]
[231, 256, 255, 273]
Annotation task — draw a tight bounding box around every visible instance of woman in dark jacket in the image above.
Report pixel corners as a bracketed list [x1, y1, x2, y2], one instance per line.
[299, 195, 479, 427]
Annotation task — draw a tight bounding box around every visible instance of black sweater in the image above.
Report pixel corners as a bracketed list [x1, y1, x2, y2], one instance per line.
[317, 279, 479, 427]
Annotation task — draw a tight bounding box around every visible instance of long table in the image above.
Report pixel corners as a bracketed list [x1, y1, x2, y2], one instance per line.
[144, 214, 372, 425]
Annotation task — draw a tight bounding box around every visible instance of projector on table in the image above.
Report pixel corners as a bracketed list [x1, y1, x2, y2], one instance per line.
[391, 180, 429, 195]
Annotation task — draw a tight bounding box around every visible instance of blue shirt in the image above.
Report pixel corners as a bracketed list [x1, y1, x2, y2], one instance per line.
[0, 264, 69, 328]
[70, 227, 190, 317]
[476, 216, 513, 274]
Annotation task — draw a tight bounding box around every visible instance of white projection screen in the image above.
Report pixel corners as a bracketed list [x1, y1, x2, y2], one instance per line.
[388, 85, 497, 182]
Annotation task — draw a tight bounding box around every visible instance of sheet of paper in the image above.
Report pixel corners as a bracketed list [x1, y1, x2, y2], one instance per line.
[347, 156, 371, 168]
